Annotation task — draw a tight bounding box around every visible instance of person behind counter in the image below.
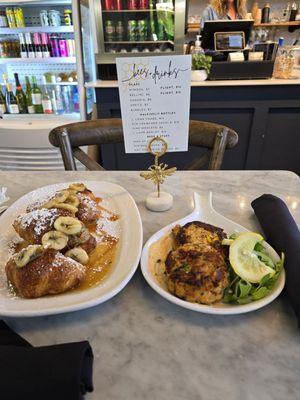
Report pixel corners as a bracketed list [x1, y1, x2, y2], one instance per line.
[200, 0, 248, 29]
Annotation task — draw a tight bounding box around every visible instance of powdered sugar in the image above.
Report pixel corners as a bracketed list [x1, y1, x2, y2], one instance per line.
[16, 208, 59, 237]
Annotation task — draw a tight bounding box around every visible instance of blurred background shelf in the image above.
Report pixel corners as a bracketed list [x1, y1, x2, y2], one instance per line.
[104, 40, 174, 44]
[0, 57, 76, 64]
[102, 9, 174, 13]
[0, 26, 74, 34]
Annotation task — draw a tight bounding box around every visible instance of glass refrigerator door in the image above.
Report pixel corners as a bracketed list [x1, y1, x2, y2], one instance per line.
[91, 0, 185, 63]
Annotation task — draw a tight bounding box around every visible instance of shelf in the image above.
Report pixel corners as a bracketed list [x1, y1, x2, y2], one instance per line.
[0, 26, 74, 34]
[254, 21, 300, 27]
[2, 113, 80, 122]
[102, 9, 174, 13]
[1, 82, 78, 86]
[104, 40, 174, 44]
[0, 57, 76, 64]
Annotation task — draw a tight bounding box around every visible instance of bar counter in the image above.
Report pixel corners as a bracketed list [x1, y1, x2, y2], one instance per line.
[89, 77, 300, 174]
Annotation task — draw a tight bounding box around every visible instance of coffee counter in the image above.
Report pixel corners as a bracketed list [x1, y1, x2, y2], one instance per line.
[88, 78, 300, 174]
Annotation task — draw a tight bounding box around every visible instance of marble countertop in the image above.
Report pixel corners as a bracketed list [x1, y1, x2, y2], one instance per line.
[85, 77, 300, 88]
[1, 170, 300, 400]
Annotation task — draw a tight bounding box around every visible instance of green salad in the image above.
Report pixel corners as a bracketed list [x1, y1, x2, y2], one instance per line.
[222, 233, 284, 305]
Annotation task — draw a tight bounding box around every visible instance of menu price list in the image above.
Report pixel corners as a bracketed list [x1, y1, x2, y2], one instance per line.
[116, 55, 191, 154]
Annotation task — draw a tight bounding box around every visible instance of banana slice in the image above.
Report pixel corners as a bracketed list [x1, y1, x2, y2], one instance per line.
[54, 202, 78, 214]
[42, 190, 69, 209]
[14, 245, 44, 268]
[65, 194, 80, 208]
[68, 183, 86, 192]
[54, 216, 82, 235]
[65, 247, 89, 264]
[42, 230, 69, 250]
[53, 190, 70, 203]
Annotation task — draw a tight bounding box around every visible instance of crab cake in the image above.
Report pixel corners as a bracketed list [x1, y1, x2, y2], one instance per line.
[165, 243, 228, 305]
[172, 221, 227, 255]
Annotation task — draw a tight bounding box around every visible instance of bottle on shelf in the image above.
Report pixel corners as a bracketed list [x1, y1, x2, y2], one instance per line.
[25, 76, 35, 114]
[62, 86, 72, 113]
[33, 33, 43, 58]
[41, 77, 53, 114]
[0, 10, 8, 27]
[64, 9, 73, 26]
[5, 82, 19, 114]
[56, 72, 68, 82]
[105, 21, 116, 42]
[68, 71, 77, 82]
[14, 73, 28, 114]
[31, 76, 43, 113]
[261, 3, 270, 23]
[5, 7, 16, 28]
[14, 7, 25, 28]
[0, 86, 6, 115]
[290, 2, 298, 21]
[53, 85, 65, 114]
[41, 33, 51, 58]
[25, 33, 35, 58]
[19, 34, 28, 58]
[283, 2, 291, 21]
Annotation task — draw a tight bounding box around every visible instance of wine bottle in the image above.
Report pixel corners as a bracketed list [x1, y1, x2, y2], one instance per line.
[31, 76, 43, 113]
[14, 73, 28, 114]
[41, 76, 53, 114]
[0, 86, 7, 114]
[54, 85, 65, 114]
[25, 76, 35, 114]
[25, 33, 35, 58]
[19, 33, 28, 58]
[5, 83, 20, 114]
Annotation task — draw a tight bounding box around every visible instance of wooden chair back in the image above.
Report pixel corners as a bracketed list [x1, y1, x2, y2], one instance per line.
[49, 118, 238, 171]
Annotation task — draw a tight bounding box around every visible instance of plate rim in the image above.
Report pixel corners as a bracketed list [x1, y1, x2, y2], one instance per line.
[140, 192, 285, 315]
[0, 180, 143, 317]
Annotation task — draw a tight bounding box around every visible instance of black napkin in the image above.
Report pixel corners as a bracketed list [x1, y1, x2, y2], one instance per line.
[251, 194, 300, 326]
[0, 320, 94, 400]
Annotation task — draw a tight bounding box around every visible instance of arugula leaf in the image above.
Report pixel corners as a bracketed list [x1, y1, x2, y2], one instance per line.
[251, 287, 270, 300]
[237, 280, 252, 298]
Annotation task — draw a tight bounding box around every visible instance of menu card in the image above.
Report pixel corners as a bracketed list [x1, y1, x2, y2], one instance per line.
[116, 55, 191, 153]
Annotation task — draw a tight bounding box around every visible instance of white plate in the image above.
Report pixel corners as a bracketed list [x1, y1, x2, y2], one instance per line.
[141, 192, 285, 315]
[0, 181, 143, 317]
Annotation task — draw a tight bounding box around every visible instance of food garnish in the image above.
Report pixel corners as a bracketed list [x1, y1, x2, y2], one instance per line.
[223, 233, 284, 304]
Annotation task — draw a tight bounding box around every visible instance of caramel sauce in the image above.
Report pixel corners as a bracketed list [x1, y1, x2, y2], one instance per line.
[74, 239, 118, 291]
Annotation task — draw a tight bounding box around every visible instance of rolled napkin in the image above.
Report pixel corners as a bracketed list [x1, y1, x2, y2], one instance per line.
[251, 194, 300, 326]
[0, 320, 94, 400]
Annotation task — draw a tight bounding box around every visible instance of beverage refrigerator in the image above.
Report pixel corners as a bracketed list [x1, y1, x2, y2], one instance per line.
[0, 0, 95, 170]
[88, 0, 186, 70]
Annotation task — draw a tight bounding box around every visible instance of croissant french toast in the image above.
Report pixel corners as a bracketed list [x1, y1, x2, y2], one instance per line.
[6, 246, 86, 298]
[77, 190, 100, 224]
[5, 182, 118, 299]
[13, 208, 72, 244]
[26, 183, 100, 225]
